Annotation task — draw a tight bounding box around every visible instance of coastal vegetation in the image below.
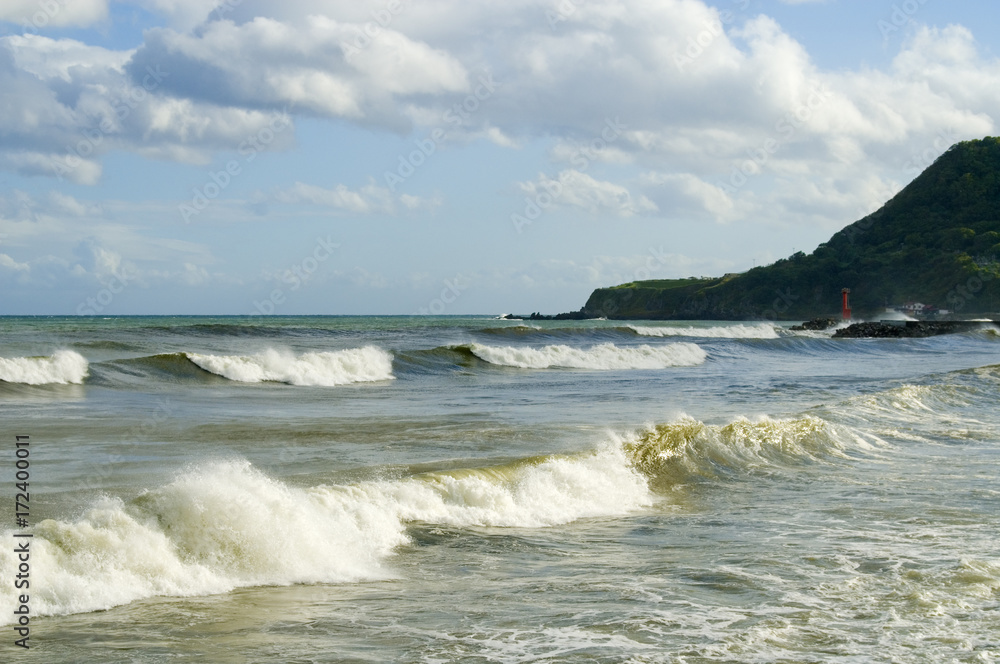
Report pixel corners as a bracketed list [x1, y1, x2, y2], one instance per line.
[577, 137, 1000, 320]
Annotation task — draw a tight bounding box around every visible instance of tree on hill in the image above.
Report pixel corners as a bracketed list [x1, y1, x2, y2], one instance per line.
[581, 137, 1000, 320]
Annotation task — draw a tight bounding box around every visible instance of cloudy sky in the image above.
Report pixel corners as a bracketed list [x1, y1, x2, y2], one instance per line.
[1, 0, 998, 315]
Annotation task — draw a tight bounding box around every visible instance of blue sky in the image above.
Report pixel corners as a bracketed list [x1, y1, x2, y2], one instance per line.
[1, 0, 999, 315]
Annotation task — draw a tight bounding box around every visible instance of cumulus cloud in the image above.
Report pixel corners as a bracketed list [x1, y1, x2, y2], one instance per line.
[0, 33, 294, 183]
[0, 0, 109, 28]
[125, 15, 468, 126]
[0, 0, 997, 237]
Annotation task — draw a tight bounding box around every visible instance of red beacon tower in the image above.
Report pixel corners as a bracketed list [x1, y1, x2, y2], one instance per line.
[841, 288, 852, 321]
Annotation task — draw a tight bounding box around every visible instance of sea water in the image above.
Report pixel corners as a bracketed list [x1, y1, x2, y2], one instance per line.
[0, 316, 997, 662]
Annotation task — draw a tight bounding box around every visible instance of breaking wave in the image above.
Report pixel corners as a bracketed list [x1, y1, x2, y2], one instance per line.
[0, 405, 892, 622]
[621, 414, 881, 487]
[0, 350, 89, 385]
[0, 446, 651, 621]
[466, 342, 707, 369]
[185, 347, 394, 386]
[628, 324, 781, 339]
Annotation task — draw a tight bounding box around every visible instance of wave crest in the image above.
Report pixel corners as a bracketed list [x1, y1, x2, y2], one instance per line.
[0, 461, 404, 620]
[0, 449, 652, 620]
[623, 414, 875, 485]
[467, 342, 706, 369]
[0, 350, 89, 384]
[629, 324, 781, 339]
[185, 347, 394, 385]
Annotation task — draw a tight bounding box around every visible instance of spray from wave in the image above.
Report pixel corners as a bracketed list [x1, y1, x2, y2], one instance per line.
[0, 350, 89, 384]
[185, 347, 394, 386]
[0, 407, 887, 622]
[467, 342, 706, 369]
[629, 324, 780, 339]
[0, 447, 652, 621]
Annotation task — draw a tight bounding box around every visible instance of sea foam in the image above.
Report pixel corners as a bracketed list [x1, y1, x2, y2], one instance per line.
[186, 347, 394, 385]
[0, 448, 652, 620]
[468, 342, 706, 369]
[0, 350, 89, 384]
[629, 324, 780, 339]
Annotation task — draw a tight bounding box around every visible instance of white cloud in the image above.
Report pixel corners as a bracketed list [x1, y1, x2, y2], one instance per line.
[126, 15, 469, 124]
[274, 180, 441, 214]
[0, 0, 109, 28]
[0, 0, 997, 241]
[0, 33, 295, 183]
[519, 170, 658, 217]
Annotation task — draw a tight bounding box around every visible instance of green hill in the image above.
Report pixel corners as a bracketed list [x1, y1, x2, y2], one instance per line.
[580, 137, 1000, 320]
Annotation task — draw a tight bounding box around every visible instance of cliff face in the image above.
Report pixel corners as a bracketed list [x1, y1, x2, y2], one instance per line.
[581, 138, 1000, 320]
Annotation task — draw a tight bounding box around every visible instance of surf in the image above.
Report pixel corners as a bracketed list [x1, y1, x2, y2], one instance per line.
[465, 342, 707, 369]
[185, 347, 394, 385]
[0, 350, 89, 385]
[628, 323, 782, 339]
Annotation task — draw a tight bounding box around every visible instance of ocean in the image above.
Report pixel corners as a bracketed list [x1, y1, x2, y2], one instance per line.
[1, 315, 998, 663]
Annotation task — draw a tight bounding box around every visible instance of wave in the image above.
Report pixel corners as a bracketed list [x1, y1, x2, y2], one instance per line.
[0, 447, 651, 621]
[99, 352, 228, 384]
[0, 461, 404, 621]
[147, 323, 291, 337]
[477, 323, 782, 341]
[820, 374, 999, 443]
[628, 324, 781, 339]
[0, 350, 89, 385]
[466, 342, 707, 369]
[621, 414, 880, 487]
[185, 347, 394, 386]
[0, 405, 898, 622]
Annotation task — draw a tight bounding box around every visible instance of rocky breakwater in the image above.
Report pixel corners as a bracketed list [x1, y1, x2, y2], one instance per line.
[833, 321, 998, 338]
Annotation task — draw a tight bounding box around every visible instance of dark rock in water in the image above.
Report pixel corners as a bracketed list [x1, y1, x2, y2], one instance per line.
[526, 310, 590, 320]
[791, 317, 839, 331]
[833, 321, 998, 338]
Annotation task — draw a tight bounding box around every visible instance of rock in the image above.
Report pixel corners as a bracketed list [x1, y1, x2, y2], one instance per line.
[791, 317, 839, 331]
[833, 321, 997, 338]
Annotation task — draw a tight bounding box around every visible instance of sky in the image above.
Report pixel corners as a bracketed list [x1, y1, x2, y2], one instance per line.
[1, 0, 999, 315]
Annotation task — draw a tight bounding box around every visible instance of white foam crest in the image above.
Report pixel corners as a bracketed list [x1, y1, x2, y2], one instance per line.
[0, 461, 405, 621]
[468, 342, 706, 369]
[629, 324, 780, 339]
[0, 350, 88, 385]
[315, 444, 653, 529]
[186, 346, 394, 385]
[0, 448, 653, 621]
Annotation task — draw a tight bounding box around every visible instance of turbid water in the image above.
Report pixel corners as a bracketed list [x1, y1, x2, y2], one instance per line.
[1, 316, 998, 662]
